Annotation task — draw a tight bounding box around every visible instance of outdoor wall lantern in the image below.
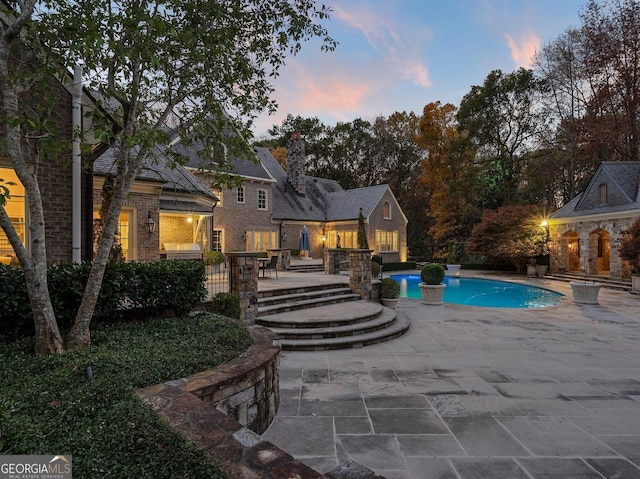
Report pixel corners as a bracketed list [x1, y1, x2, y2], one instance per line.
[145, 211, 156, 236]
[280, 231, 287, 243]
[241, 230, 247, 241]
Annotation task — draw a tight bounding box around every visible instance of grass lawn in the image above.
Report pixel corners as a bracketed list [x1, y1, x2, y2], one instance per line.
[0, 312, 253, 478]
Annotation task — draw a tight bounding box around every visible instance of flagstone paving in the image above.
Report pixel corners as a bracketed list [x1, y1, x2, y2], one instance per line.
[261, 276, 640, 478]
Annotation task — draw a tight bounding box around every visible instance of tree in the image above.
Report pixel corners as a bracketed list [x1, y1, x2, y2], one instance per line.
[466, 205, 550, 272]
[457, 68, 544, 208]
[416, 101, 480, 256]
[580, 0, 640, 162]
[619, 216, 640, 273]
[357, 208, 368, 249]
[1, 0, 335, 354]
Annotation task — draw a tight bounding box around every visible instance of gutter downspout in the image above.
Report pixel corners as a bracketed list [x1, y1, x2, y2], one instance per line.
[72, 64, 82, 263]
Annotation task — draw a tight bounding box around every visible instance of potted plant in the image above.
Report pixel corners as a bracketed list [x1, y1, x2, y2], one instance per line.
[380, 277, 400, 309]
[570, 271, 602, 304]
[204, 251, 225, 273]
[419, 263, 446, 305]
[526, 258, 537, 278]
[619, 216, 640, 295]
[446, 242, 461, 277]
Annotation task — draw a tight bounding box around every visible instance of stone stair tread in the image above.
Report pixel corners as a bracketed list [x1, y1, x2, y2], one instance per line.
[267, 304, 391, 336]
[258, 300, 381, 326]
[276, 314, 411, 350]
[257, 293, 361, 316]
[548, 273, 631, 291]
[258, 287, 354, 305]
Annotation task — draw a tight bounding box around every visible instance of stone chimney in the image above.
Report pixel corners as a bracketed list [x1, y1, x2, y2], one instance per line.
[286, 132, 306, 196]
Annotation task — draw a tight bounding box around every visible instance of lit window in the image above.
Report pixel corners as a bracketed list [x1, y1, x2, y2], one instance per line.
[383, 201, 391, 219]
[329, 231, 357, 248]
[0, 167, 26, 259]
[92, 209, 131, 260]
[245, 230, 277, 252]
[258, 189, 267, 210]
[237, 186, 245, 204]
[375, 230, 398, 252]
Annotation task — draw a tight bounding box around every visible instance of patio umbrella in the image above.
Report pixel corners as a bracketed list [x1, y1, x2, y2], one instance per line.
[299, 225, 310, 253]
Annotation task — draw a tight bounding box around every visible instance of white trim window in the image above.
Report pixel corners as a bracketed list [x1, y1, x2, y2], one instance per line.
[246, 230, 277, 252]
[258, 189, 267, 210]
[329, 231, 357, 248]
[375, 230, 398, 252]
[0, 167, 26, 258]
[237, 186, 245, 204]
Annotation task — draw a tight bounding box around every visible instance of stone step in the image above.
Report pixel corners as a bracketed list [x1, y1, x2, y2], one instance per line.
[287, 264, 325, 273]
[548, 273, 632, 291]
[257, 300, 383, 329]
[276, 314, 411, 351]
[258, 287, 355, 308]
[257, 292, 361, 317]
[268, 307, 397, 340]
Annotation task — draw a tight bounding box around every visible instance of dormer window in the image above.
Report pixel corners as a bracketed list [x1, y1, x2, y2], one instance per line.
[599, 183, 607, 205]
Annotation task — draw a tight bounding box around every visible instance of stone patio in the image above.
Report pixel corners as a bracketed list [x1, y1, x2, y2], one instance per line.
[261, 273, 640, 479]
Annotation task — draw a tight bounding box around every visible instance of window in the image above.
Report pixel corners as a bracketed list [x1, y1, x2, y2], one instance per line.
[212, 189, 223, 207]
[383, 201, 391, 219]
[328, 231, 357, 248]
[599, 184, 607, 205]
[246, 230, 277, 252]
[258, 189, 267, 210]
[0, 167, 26, 258]
[92, 209, 131, 260]
[237, 186, 245, 204]
[375, 230, 398, 252]
[212, 230, 222, 252]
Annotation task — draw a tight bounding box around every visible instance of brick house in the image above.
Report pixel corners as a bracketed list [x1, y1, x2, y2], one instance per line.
[548, 161, 640, 278]
[184, 133, 408, 262]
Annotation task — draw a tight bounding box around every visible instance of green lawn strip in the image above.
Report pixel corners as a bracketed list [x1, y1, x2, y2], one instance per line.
[0, 313, 253, 478]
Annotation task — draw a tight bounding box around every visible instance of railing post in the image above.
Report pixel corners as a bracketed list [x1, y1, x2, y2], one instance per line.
[324, 248, 341, 274]
[227, 252, 259, 323]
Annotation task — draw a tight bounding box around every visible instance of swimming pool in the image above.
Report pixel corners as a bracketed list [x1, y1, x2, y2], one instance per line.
[389, 275, 563, 308]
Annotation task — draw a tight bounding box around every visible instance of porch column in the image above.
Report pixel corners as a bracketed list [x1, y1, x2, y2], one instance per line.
[349, 249, 373, 299]
[227, 252, 259, 323]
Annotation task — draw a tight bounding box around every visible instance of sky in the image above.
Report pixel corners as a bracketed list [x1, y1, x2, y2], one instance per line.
[250, 0, 588, 138]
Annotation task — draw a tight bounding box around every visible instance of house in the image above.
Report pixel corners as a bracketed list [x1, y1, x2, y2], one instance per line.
[93, 145, 219, 262]
[548, 161, 640, 278]
[185, 132, 408, 262]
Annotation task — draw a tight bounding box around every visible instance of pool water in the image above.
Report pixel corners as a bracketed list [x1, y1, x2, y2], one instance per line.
[390, 275, 563, 309]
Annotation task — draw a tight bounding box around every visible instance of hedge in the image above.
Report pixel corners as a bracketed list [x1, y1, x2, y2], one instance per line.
[0, 260, 207, 341]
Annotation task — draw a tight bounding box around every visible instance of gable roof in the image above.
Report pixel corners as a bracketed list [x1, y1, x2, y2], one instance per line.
[551, 161, 640, 219]
[94, 144, 217, 205]
[256, 146, 404, 223]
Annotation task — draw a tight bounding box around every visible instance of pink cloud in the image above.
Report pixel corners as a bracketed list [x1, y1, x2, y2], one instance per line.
[505, 30, 540, 69]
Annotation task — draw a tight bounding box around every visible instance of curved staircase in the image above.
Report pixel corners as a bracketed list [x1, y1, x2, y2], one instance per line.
[256, 283, 410, 351]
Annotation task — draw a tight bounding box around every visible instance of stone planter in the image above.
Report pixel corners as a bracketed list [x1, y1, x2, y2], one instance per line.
[381, 298, 399, 309]
[446, 264, 461, 277]
[570, 281, 602, 305]
[536, 265, 549, 278]
[419, 282, 446, 305]
[527, 265, 537, 277]
[632, 275, 640, 295]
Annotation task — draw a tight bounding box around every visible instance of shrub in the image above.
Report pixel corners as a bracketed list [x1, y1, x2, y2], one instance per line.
[204, 251, 225, 266]
[620, 217, 640, 274]
[420, 263, 445, 285]
[371, 255, 383, 265]
[209, 292, 241, 319]
[0, 260, 207, 341]
[380, 278, 400, 299]
[371, 261, 381, 279]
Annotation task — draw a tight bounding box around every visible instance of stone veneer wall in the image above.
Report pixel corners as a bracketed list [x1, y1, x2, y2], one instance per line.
[227, 252, 259, 323]
[137, 325, 280, 434]
[349, 249, 373, 299]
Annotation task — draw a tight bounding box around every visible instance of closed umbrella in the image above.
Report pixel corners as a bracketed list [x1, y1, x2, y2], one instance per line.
[299, 225, 310, 255]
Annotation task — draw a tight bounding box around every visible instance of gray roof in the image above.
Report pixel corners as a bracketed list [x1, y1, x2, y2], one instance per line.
[256, 147, 393, 222]
[551, 161, 640, 219]
[94, 144, 216, 199]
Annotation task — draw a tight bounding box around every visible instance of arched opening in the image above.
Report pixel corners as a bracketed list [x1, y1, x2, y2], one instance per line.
[560, 231, 580, 272]
[588, 228, 610, 275]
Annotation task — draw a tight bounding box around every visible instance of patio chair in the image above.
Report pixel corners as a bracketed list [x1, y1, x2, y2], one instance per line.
[260, 255, 278, 279]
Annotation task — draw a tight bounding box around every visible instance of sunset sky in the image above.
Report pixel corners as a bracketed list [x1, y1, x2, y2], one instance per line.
[251, 0, 587, 137]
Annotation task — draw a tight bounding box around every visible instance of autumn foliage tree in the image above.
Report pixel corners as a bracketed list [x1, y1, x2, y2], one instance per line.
[619, 216, 640, 273]
[466, 205, 550, 272]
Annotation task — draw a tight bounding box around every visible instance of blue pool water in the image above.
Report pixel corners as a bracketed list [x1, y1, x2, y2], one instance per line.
[390, 275, 563, 308]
